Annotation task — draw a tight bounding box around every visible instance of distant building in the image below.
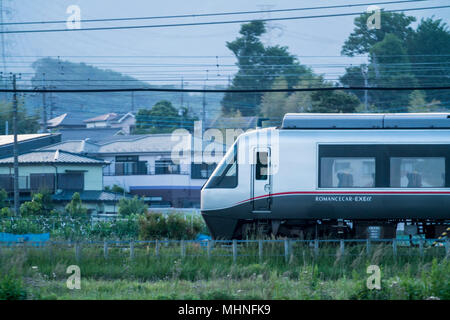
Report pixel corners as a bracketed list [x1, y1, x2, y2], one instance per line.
[40, 133, 224, 208]
[0, 133, 61, 158]
[83, 112, 135, 134]
[47, 113, 85, 130]
[0, 150, 129, 214]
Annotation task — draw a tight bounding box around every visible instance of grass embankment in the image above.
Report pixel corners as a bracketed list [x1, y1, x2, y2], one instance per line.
[0, 242, 448, 300]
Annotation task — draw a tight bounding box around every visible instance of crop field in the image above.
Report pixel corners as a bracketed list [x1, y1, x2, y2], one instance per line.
[0, 240, 448, 300]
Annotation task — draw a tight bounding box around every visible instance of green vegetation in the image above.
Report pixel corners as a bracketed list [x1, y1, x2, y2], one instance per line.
[340, 13, 450, 112]
[118, 196, 148, 216]
[135, 100, 197, 134]
[139, 213, 204, 240]
[0, 213, 207, 240]
[64, 193, 88, 218]
[0, 242, 447, 300]
[0, 100, 40, 135]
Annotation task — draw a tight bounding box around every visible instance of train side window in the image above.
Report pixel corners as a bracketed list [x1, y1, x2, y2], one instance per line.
[320, 157, 375, 188]
[256, 152, 268, 180]
[204, 145, 238, 189]
[390, 157, 445, 188]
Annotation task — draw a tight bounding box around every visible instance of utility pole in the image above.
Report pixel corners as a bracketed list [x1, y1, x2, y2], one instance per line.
[202, 84, 206, 135]
[12, 73, 19, 216]
[131, 91, 135, 113]
[41, 73, 47, 132]
[361, 65, 368, 112]
[180, 77, 184, 108]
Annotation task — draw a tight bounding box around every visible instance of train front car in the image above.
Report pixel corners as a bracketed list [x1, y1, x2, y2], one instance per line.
[201, 128, 275, 239]
[202, 113, 450, 240]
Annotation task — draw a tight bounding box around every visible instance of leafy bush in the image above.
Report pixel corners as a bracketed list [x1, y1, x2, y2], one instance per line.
[139, 213, 204, 240]
[0, 189, 8, 208]
[104, 184, 125, 194]
[20, 191, 55, 216]
[65, 192, 88, 217]
[0, 274, 27, 300]
[0, 207, 12, 218]
[118, 196, 147, 216]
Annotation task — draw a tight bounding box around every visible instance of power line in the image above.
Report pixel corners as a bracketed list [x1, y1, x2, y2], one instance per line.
[0, 0, 430, 26]
[2, 5, 449, 34]
[1, 86, 449, 93]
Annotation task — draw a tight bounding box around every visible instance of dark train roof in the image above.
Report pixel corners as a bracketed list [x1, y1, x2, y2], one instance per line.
[281, 113, 450, 129]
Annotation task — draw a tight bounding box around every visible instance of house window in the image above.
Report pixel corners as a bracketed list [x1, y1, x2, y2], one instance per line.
[57, 173, 84, 190]
[390, 157, 445, 188]
[320, 157, 375, 188]
[115, 155, 147, 175]
[30, 173, 55, 191]
[0, 174, 13, 191]
[155, 160, 180, 174]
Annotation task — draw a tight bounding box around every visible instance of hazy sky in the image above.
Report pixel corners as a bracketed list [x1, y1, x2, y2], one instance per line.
[2, 0, 449, 87]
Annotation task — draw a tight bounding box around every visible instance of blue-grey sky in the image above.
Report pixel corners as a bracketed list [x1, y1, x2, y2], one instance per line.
[2, 0, 449, 87]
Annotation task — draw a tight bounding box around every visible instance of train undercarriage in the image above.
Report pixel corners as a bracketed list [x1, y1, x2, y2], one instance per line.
[233, 219, 449, 240]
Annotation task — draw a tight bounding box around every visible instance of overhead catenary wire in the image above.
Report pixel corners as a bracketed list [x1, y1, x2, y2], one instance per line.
[1, 86, 450, 93]
[0, 0, 431, 26]
[2, 5, 449, 34]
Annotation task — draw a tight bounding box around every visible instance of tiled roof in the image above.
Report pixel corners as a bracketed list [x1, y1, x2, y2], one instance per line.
[59, 128, 123, 142]
[38, 133, 227, 154]
[12, 191, 131, 202]
[47, 113, 85, 128]
[39, 140, 100, 153]
[52, 190, 132, 202]
[83, 113, 119, 123]
[0, 134, 52, 147]
[0, 150, 107, 165]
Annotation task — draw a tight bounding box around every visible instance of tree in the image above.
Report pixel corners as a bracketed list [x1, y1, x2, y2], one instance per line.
[20, 191, 55, 216]
[341, 11, 416, 56]
[135, 100, 196, 134]
[0, 101, 40, 135]
[367, 34, 417, 112]
[260, 77, 289, 121]
[222, 21, 311, 116]
[118, 196, 147, 216]
[65, 192, 88, 217]
[309, 90, 361, 113]
[407, 18, 450, 102]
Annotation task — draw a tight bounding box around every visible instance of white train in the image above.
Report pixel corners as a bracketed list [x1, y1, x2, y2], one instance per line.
[201, 113, 450, 239]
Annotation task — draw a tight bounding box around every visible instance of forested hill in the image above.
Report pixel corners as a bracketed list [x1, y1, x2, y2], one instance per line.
[25, 58, 223, 121]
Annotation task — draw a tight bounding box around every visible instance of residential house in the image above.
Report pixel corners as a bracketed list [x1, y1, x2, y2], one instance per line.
[83, 112, 135, 134]
[47, 113, 85, 130]
[0, 133, 61, 157]
[40, 133, 224, 208]
[0, 150, 129, 214]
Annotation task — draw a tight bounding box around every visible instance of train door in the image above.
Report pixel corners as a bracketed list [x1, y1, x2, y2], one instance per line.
[252, 147, 272, 213]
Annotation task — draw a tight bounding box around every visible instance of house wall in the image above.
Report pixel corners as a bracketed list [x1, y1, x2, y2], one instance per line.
[86, 121, 108, 128]
[0, 165, 104, 191]
[100, 153, 206, 208]
[110, 117, 135, 134]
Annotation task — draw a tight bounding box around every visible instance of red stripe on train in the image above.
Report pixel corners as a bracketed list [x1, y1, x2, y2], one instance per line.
[236, 190, 450, 205]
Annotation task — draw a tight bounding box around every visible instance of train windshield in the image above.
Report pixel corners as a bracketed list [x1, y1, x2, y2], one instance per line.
[204, 144, 238, 189]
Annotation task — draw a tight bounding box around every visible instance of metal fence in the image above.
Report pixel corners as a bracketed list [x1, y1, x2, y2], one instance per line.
[1, 238, 448, 262]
